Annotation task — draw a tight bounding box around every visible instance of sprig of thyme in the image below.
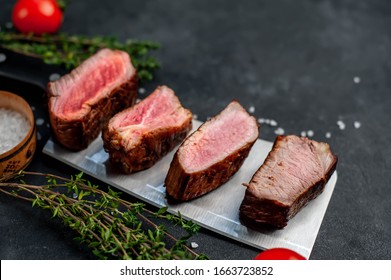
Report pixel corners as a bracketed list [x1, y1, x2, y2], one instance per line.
[0, 29, 160, 81]
[0, 171, 207, 260]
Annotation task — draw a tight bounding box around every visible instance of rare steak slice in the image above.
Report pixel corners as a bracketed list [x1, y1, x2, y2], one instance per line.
[48, 48, 138, 150]
[102, 85, 192, 173]
[165, 101, 259, 202]
[240, 135, 338, 229]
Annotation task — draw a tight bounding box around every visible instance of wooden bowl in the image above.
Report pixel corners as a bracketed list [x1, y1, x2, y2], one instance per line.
[0, 91, 36, 181]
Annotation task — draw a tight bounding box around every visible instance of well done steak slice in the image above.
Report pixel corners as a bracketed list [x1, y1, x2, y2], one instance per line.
[48, 48, 138, 150]
[165, 101, 259, 202]
[240, 135, 338, 229]
[102, 85, 193, 173]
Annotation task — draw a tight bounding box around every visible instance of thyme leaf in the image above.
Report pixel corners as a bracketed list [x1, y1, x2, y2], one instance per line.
[0, 171, 207, 260]
[0, 29, 160, 82]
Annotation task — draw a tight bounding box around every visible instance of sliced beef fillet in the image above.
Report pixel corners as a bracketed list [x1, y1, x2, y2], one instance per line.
[102, 85, 192, 173]
[240, 135, 338, 229]
[48, 48, 138, 150]
[165, 101, 259, 202]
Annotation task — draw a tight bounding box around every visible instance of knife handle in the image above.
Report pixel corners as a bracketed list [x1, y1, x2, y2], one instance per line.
[0, 47, 67, 93]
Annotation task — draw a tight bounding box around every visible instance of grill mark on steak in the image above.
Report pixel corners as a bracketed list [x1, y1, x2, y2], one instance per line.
[48, 48, 138, 151]
[165, 100, 259, 202]
[102, 85, 193, 173]
[239, 135, 338, 229]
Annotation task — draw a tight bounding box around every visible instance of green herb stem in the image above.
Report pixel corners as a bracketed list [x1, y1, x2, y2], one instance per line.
[0, 30, 160, 81]
[0, 171, 207, 260]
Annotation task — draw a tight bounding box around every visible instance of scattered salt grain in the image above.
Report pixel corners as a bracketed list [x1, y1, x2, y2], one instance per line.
[49, 73, 61, 81]
[0, 108, 31, 154]
[37, 132, 42, 141]
[248, 106, 255, 113]
[190, 242, 199, 249]
[138, 87, 146, 95]
[354, 121, 361, 129]
[269, 119, 278, 127]
[192, 114, 198, 120]
[337, 120, 346, 130]
[136, 98, 141, 103]
[72, 193, 78, 199]
[353, 76, 361, 84]
[274, 127, 285, 135]
[300, 131, 307, 137]
[325, 132, 332, 139]
[0, 53, 7, 63]
[307, 130, 314, 137]
[36, 118, 45, 126]
[31, 106, 35, 111]
[257, 118, 278, 127]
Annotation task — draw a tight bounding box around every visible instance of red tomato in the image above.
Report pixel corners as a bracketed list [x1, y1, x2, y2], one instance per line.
[12, 0, 63, 35]
[254, 248, 306, 260]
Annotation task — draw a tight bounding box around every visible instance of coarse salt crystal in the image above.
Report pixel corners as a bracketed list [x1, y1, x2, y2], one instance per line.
[337, 120, 346, 130]
[138, 87, 146, 94]
[190, 242, 199, 249]
[353, 76, 361, 84]
[49, 73, 61, 81]
[36, 118, 45, 126]
[248, 106, 255, 113]
[300, 131, 307, 137]
[192, 114, 198, 120]
[269, 119, 278, 127]
[354, 121, 361, 129]
[274, 127, 285, 135]
[257, 118, 265, 124]
[325, 132, 331, 138]
[307, 130, 314, 137]
[0, 53, 7, 63]
[0, 108, 31, 154]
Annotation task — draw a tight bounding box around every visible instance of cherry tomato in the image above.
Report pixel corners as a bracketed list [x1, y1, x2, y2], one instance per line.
[12, 0, 63, 35]
[254, 248, 306, 260]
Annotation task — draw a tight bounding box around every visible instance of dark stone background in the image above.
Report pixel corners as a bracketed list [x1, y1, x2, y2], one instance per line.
[1, 0, 391, 259]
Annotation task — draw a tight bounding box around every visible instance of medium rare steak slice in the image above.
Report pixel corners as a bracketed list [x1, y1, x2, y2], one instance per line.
[165, 101, 259, 202]
[240, 135, 338, 229]
[102, 85, 192, 173]
[48, 48, 138, 150]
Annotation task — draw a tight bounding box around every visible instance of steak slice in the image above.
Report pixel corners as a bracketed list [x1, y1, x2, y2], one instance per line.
[165, 101, 259, 202]
[102, 85, 192, 173]
[48, 48, 138, 151]
[240, 135, 338, 229]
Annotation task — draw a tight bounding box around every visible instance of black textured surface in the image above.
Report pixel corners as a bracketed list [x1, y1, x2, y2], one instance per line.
[1, 0, 391, 260]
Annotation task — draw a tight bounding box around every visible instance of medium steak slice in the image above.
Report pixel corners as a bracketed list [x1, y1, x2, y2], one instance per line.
[102, 85, 192, 173]
[165, 101, 259, 202]
[48, 48, 138, 151]
[240, 135, 338, 229]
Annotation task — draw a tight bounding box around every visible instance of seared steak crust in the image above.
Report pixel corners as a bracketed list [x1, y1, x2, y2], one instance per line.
[48, 78, 138, 150]
[239, 135, 338, 229]
[103, 119, 192, 173]
[102, 85, 193, 173]
[165, 101, 259, 202]
[47, 48, 138, 151]
[166, 140, 255, 202]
